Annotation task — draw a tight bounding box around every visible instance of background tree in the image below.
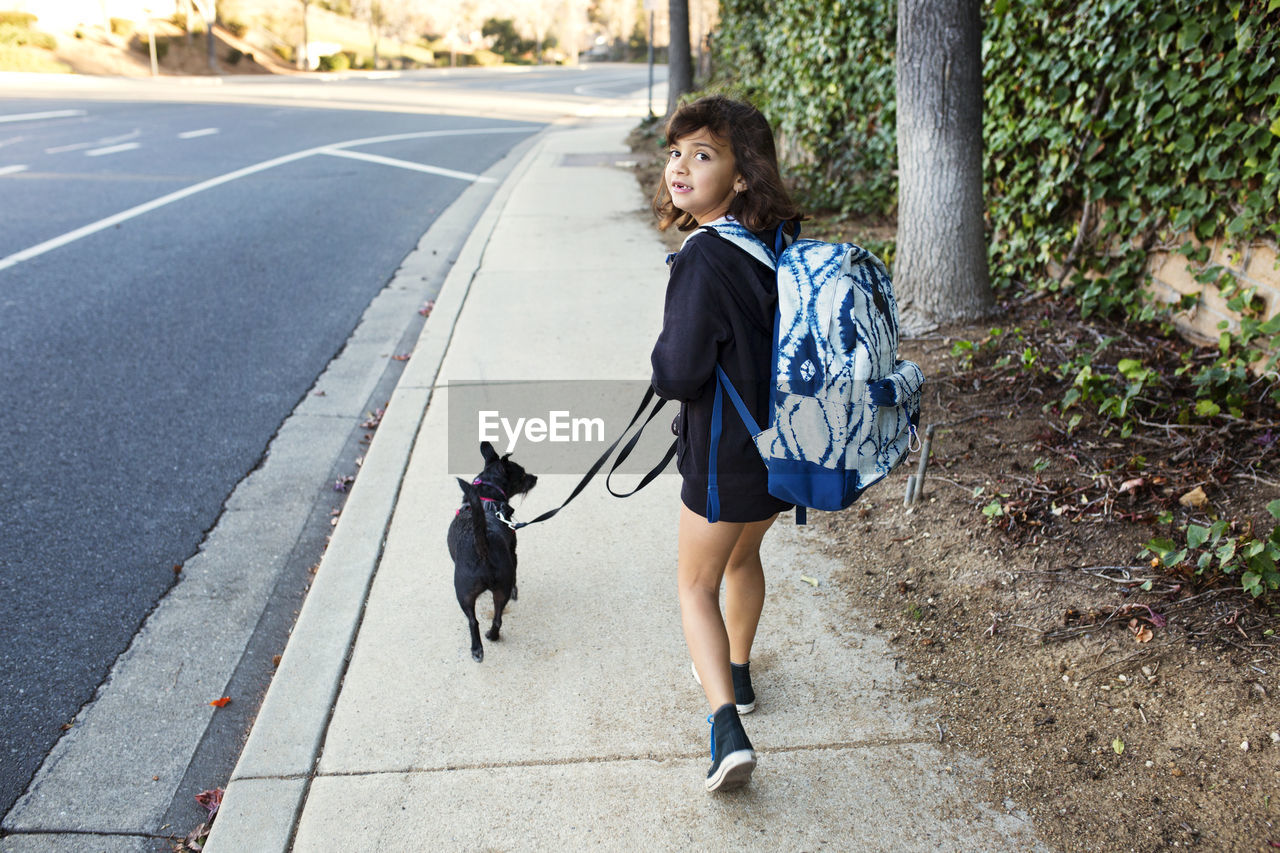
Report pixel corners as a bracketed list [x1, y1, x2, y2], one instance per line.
[666, 0, 692, 115]
[190, 0, 217, 71]
[351, 0, 384, 67]
[893, 0, 992, 328]
[482, 17, 531, 61]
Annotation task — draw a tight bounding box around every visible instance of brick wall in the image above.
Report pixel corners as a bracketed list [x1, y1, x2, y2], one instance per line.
[1145, 239, 1280, 345]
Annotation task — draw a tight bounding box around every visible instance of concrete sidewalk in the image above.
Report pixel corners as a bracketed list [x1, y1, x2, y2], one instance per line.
[204, 117, 1048, 852]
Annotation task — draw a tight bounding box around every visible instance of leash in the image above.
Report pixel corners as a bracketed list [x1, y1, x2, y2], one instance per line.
[510, 385, 676, 530]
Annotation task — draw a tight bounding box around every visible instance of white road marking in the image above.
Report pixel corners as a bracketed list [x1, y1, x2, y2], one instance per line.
[45, 142, 93, 154]
[178, 128, 220, 139]
[0, 125, 538, 274]
[0, 109, 86, 124]
[0, 164, 28, 176]
[318, 148, 495, 183]
[86, 142, 141, 157]
[48, 130, 142, 155]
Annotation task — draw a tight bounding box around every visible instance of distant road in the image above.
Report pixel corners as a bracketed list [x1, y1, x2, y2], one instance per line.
[0, 64, 662, 825]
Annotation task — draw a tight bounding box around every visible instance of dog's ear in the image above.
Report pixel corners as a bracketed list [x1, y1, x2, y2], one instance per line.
[480, 441, 499, 464]
[455, 477, 474, 495]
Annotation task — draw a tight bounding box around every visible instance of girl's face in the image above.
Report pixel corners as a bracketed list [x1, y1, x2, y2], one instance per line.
[665, 126, 745, 225]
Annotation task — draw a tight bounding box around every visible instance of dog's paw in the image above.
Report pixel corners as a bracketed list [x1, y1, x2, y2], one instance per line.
[511, 586, 518, 601]
[471, 646, 484, 662]
[485, 627, 500, 641]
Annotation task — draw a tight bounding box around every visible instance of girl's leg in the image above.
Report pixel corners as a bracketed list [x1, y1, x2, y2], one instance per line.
[677, 504, 777, 709]
[724, 515, 776, 664]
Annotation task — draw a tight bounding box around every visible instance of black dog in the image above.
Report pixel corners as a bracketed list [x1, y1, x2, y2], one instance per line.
[447, 441, 537, 662]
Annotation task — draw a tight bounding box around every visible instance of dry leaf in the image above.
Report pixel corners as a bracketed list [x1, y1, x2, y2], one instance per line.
[195, 787, 223, 819]
[1119, 477, 1144, 493]
[209, 697, 231, 708]
[1178, 485, 1208, 508]
[184, 821, 209, 851]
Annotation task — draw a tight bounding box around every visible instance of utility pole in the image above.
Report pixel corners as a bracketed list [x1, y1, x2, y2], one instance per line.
[645, 0, 655, 118]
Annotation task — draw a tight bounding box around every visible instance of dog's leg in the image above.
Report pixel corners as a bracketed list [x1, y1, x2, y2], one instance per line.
[485, 587, 510, 642]
[457, 589, 484, 662]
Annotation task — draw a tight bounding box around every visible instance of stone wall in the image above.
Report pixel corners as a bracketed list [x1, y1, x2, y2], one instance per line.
[1145, 239, 1280, 345]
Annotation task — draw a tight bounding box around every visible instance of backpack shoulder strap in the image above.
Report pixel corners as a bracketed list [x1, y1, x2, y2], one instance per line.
[698, 222, 777, 271]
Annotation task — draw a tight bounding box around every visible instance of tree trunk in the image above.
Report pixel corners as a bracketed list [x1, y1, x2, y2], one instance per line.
[666, 0, 693, 116]
[894, 0, 992, 330]
[190, 0, 217, 72]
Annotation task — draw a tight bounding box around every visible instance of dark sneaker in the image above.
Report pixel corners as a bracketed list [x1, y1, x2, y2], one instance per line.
[705, 703, 756, 792]
[691, 660, 756, 714]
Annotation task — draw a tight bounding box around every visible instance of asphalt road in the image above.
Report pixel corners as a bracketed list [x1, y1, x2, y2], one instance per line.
[0, 90, 543, 821]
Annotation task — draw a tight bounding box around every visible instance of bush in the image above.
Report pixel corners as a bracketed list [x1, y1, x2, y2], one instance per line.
[272, 43, 293, 63]
[225, 18, 249, 39]
[110, 17, 133, 38]
[170, 12, 187, 31]
[0, 44, 69, 71]
[472, 48, 502, 67]
[0, 23, 55, 49]
[483, 17, 533, 62]
[226, 47, 244, 65]
[0, 11, 35, 27]
[317, 51, 349, 71]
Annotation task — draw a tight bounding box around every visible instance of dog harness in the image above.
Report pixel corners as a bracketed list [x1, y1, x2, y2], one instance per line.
[455, 478, 513, 524]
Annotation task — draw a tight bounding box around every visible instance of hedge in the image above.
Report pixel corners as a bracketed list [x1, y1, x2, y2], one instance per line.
[711, 0, 1280, 306]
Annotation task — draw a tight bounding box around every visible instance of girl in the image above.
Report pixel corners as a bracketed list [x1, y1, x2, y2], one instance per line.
[649, 95, 801, 792]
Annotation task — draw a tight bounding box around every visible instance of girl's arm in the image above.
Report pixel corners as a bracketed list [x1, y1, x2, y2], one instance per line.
[650, 243, 728, 401]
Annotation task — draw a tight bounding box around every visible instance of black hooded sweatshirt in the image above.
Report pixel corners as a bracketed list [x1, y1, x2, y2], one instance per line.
[650, 227, 793, 522]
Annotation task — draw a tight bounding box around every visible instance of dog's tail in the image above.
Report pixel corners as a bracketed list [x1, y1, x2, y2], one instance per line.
[457, 478, 489, 563]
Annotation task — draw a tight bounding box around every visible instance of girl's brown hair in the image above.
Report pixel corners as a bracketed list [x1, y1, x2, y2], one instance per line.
[653, 94, 802, 233]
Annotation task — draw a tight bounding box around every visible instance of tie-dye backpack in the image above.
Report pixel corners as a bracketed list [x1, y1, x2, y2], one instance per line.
[702, 221, 924, 523]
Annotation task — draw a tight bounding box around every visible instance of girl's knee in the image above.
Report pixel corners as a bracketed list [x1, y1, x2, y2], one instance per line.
[678, 568, 723, 599]
[724, 554, 763, 579]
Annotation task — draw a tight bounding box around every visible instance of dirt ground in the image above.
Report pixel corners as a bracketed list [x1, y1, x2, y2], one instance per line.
[631, 130, 1279, 851]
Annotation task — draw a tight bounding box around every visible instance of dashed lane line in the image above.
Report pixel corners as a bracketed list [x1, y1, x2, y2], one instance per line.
[47, 131, 141, 155]
[178, 128, 220, 139]
[0, 109, 86, 124]
[85, 142, 142, 157]
[0, 164, 28, 176]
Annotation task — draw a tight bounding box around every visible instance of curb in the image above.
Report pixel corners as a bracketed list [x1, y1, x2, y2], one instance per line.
[203, 124, 548, 853]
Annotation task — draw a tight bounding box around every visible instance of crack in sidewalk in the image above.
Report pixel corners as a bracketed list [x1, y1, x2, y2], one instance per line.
[234, 735, 937, 783]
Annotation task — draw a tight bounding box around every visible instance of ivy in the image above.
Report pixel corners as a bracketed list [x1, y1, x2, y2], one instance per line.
[709, 0, 1280, 600]
[711, 0, 1279, 290]
[711, 0, 1280, 414]
[712, 0, 898, 216]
